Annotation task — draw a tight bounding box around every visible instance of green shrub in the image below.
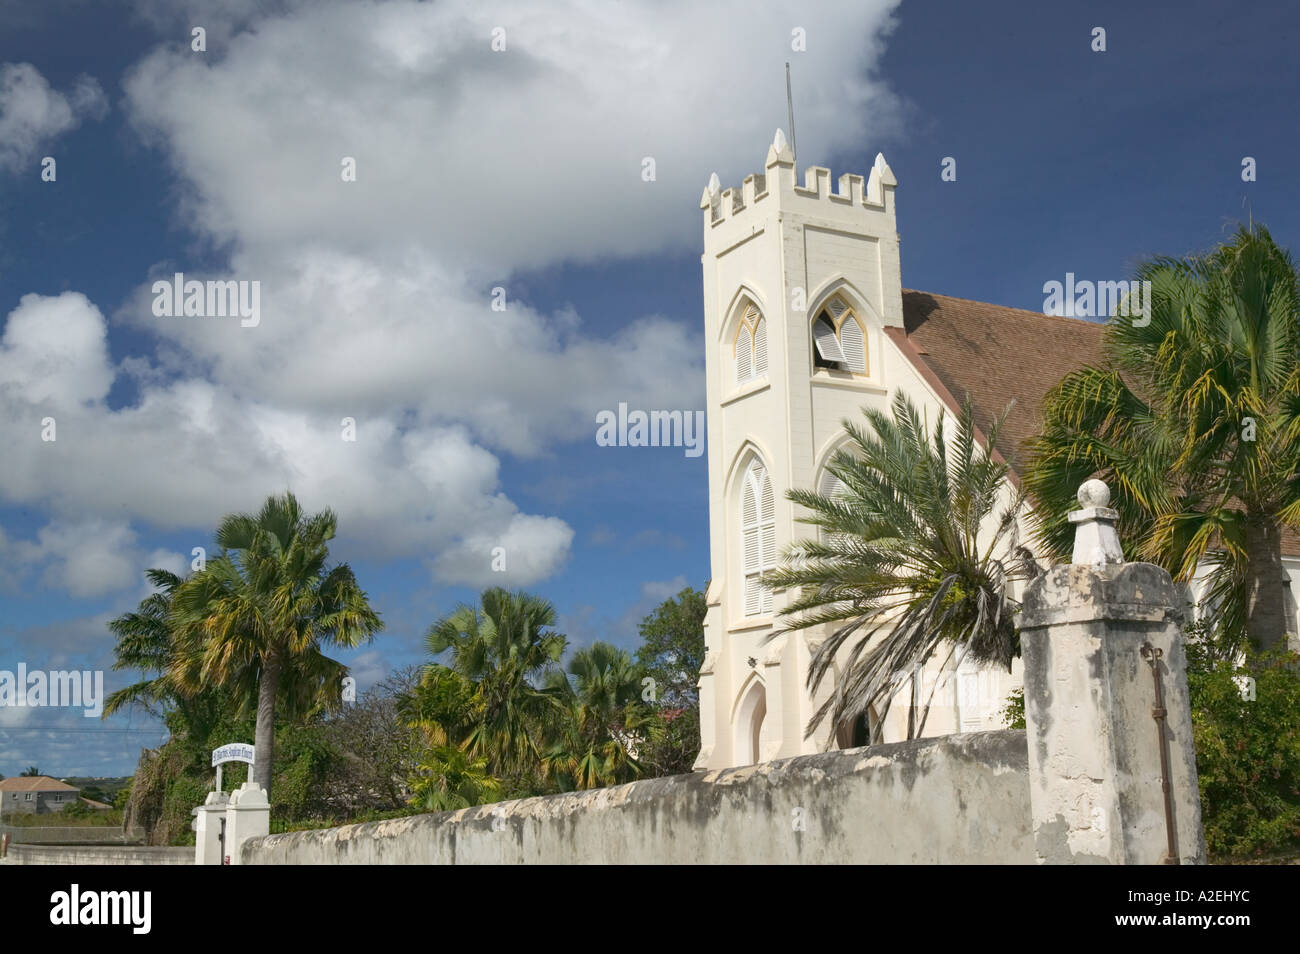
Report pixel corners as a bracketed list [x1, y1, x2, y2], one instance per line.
[1185, 638, 1300, 860]
[1000, 687, 1025, 730]
[60, 798, 93, 819]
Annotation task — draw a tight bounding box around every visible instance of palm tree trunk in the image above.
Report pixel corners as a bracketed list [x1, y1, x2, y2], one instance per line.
[253, 654, 280, 794]
[1244, 516, 1290, 652]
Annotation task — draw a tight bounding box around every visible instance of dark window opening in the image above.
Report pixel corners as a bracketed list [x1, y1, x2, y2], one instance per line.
[836, 710, 872, 749]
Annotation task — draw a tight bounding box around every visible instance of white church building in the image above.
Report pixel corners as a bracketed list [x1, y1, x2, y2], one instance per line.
[693, 130, 1300, 770]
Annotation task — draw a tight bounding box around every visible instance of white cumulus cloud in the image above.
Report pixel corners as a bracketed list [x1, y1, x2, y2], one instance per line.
[0, 63, 107, 173]
[1, 0, 905, 597]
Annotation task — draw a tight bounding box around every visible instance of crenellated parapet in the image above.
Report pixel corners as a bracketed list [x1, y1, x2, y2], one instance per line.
[700, 129, 897, 229]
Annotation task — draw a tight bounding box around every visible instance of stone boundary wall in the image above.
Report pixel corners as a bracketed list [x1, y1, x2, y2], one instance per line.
[244, 729, 1032, 865]
[5, 844, 193, 865]
[0, 825, 138, 845]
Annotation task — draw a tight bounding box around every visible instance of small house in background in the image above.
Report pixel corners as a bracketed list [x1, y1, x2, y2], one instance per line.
[0, 776, 80, 815]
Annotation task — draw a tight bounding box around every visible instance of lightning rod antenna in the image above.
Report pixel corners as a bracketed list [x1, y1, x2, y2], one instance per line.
[785, 62, 798, 162]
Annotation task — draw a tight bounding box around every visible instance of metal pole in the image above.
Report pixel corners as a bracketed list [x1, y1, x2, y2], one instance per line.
[785, 62, 797, 162]
[1141, 643, 1179, 864]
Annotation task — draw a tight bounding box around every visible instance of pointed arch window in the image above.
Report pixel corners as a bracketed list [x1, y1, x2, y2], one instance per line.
[734, 304, 769, 386]
[811, 295, 868, 374]
[818, 467, 851, 547]
[740, 458, 776, 616]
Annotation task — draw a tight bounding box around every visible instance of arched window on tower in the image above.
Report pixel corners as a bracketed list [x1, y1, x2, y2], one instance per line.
[818, 467, 850, 547]
[811, 295, 867, 374]
[740, 458, 776, 616]
[734, 303, 768, 386]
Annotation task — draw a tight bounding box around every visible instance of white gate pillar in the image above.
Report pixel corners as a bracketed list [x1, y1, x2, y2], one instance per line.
[1019, 480, 1205, 864]
[224, 782, 270, 865]
[192, 791, 230, 865]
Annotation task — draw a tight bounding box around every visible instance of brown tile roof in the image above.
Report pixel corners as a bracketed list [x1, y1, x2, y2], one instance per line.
[890, 289, 1300, 558]
[0, 776, 79, 792]
[893, 289, 1106, 470]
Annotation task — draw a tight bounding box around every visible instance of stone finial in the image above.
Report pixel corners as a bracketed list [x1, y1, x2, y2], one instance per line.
[866, 152, 897, 205]
[1077, 478, 1110, 508]
[872, 152, 896, 183]
[766, 129, 795, 166]
[1068, 478, 1124, 566]
[700, 172, 722, 210]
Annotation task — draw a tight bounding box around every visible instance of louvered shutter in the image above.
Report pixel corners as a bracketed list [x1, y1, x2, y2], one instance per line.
[758, 468, 775, 614]
[839, 316, 866, 373]
[741, 461, 776, 617]
[742, 478, 757, 525]
[742, 488, 757, 564]
[819, 470, 844, 499]
[819, 470, 848, 547]
[743, 528, 760, 572]
[752, 317, 768, 377]
[759, 525, 776, 615]
[735, 327, 752, 384]
[813, 316, 846, 363]
[742, 476, 759, 616]
[828, 298, 847, 318]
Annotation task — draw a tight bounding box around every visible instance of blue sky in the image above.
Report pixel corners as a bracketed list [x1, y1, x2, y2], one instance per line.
[0, 0, 1295, 776]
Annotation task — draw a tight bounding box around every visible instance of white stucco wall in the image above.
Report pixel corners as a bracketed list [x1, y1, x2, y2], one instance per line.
[242, 730, 1032, 865]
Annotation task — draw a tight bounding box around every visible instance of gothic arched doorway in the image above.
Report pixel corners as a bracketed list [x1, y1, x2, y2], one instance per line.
[734, 680, 767, 765]
[835, 706, 876, 749]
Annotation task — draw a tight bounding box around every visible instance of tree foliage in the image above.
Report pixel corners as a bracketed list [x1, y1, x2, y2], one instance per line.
[168, 492, 383, 795]
[1186, 628, 1300, 859]
[767, 392, 1038, 741]
[1025, 225, 1300, 655]
[634, 586, 706, 774]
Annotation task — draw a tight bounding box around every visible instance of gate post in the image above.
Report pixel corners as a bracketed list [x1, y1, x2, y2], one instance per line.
[192, 791, 230, 865]
[1019, 480, 1205, 864]
[223, 782, 270, 866]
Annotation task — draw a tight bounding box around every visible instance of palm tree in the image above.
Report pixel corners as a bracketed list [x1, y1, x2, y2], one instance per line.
[1025, 225, 1300, 655]
[425, 588, 566, 779]
[566, 642, 643, 715]
[103, 570, 214, 727]
[169, 492, 383, 795]
[104, 568, 238, 752]
[408, 745, 502, 812]
[20, 766, 41, 777]
[103, 569, 182, 719]
[542, 642, 647, 790]
[765, 392, 1038, 742]
[398, 665, 479, 749]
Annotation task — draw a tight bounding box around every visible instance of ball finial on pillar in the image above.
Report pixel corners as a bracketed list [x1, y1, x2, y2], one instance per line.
[1069, 478, 1125, 565]
[1077, 478, 1110, 509]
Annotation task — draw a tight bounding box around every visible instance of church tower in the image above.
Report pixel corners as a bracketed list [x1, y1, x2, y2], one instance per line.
[695, 130, 905, 769]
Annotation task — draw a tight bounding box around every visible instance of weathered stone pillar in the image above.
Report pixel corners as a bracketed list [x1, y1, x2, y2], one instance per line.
[192, 790, 230, 865]
[1019, 480, 1205, 864]
[224, 782, 270, 866]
